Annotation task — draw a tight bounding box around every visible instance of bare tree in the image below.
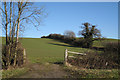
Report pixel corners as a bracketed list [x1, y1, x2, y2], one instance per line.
[4, 2, 9, 45]
[1, 1, 47, 68]
[64, 30, 76, 38]
[9, 2, 12, 43]
[1, 1, 47, 44]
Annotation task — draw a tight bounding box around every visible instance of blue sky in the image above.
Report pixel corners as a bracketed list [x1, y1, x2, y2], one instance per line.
[1, 2, 118, 39]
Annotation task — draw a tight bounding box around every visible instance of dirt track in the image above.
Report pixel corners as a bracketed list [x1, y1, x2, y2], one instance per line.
[16, 62, 72, 78]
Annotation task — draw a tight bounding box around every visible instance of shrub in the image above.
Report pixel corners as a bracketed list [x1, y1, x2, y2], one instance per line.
[68, 51, 119, 69]
[41, 36, 47, 38]
[83, 38, 93, 48]
[2, 42, 25, 69]
[68, 42, 119, 69]
[64, 37, 76, 44]
[44, 34, 76, 44]
[103, 42, 119, 52]
[47, 34, 63, 40]
[102, 42, 119, 66]
[72, 39, 84, 47]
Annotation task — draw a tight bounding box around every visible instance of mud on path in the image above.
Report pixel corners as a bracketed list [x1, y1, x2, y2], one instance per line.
[16, 62, 72, 78]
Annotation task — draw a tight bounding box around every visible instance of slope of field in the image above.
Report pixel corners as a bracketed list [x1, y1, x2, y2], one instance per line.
[20, 38, 92, 64]
[2, 38, 119, 78]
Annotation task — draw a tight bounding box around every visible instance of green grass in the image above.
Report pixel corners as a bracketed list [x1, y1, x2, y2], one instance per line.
[79, 69, 119, 78]
[93, 39, 118, 47]
[20, 38, 92, 63]
[2, 67, 28, 78]
[64, 66, 119, 78]
[2, 37, 119, 78]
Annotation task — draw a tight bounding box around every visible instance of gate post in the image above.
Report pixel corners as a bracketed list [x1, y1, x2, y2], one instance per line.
[23, 48, 26, 64]
[64, 49, 68, 65]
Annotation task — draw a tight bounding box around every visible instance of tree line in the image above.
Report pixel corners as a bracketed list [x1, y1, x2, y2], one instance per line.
[41, 22, 101, 48]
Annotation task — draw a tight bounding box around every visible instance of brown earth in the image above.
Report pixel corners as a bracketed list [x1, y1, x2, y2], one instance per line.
[15, 62, 72, 78]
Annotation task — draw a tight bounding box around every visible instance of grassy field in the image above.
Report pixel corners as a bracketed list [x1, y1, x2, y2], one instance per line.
[93, 39, 118, 47]
[2, 37, 119, 78]
[20, 38, 93, 64]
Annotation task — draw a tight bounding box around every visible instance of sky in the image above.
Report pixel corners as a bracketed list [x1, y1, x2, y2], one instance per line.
[1, 2, 118, 39]
[1, 0, 119, 2]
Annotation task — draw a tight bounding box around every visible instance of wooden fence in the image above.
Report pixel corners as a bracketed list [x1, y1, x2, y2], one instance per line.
[64, 49, 86, 66]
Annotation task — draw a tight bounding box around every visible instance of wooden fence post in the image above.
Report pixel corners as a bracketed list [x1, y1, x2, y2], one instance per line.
[23, 48, 26, 64]
[64, 49, 68, 65]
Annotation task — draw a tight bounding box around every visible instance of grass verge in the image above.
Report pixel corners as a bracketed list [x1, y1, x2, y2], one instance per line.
[64, 66, 119, 78]
[2, 67, 29, 78]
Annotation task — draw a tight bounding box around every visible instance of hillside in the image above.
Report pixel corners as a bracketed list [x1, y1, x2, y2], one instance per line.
[2, 38, 119, 78]
[2, 37, 118, 64]
[20, 38, 92, 63]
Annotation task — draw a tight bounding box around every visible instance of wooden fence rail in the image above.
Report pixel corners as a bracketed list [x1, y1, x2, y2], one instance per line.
[64, 49, 86, 66]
